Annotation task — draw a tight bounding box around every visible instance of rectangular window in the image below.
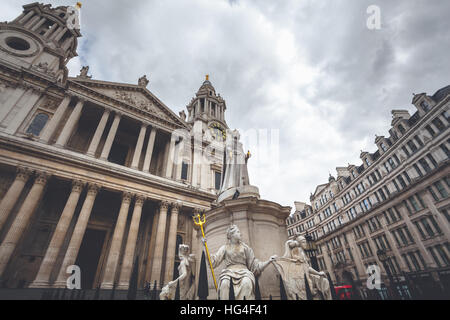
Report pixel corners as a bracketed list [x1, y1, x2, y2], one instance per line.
[397, 175, 407, 188]
[407, 140, 418, 153]
[432, 118, 446, 132]
[434, 181, 449, 198]
[426, 154, 438, 168]
[425, 125, 436, 137]
[214, 171, 221, 190]
[414, 135, 424, 147]
[402, 146, 410, 157]
[181, 162, 188, 180]
[419, 158, 432, 173]
[440, 144, 450, 158]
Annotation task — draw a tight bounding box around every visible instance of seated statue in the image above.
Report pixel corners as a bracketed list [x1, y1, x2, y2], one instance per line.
[160, 244, 196, 300]
[272, 233, 332, 300]
[208, 224, 275, 300]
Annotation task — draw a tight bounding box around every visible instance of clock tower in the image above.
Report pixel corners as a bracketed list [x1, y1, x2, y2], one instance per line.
[186, 76, 229, 191]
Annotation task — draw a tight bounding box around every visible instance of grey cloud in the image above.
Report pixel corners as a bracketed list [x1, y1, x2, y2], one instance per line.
[2, 0, 448, 207]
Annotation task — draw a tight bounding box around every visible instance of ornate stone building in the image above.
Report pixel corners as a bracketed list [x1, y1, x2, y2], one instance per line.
[0, 3, 230, 293]
[287, 85, 450, 298]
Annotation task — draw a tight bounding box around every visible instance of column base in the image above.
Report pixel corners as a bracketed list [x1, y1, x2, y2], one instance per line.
[116, 283, 129, 290]
[100, 282, 114, 290]
[52, 281, 67, 288]
[28, 280, 51, 288]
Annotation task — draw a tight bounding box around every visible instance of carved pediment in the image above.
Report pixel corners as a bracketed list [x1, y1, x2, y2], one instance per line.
[69, 78, 186, 128]
[111, 90, 171, 121]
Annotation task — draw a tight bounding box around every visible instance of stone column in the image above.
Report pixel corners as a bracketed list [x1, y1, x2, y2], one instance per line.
[30, 17, 46, 31]
[143, 127, 157, 173]
[0, 167, 32, 232]
[86, 108, 110, 157]
[43, 23, 58, 38]
[150, 200, 170, 287]
[131, 123, 147, 169]
[165, 135, 176, 178]
[29, 180, 84, 288]
[18, 11, 34, 24]
[100, 112, 121, 161]
[55, 98, 84, 147]
[100, 192, 133, 289]
[40, 95, 71, 143]
[54, 183, 99, 288]
[117, 195, 145, 289]
[24, 15, 40, 29]
[0, 172, 49, 277]
[164, 202, 181, 284]
[54, 27, 68, 42]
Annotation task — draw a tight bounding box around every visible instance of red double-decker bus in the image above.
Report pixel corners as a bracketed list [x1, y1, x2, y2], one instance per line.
[334, 285, 354, 300]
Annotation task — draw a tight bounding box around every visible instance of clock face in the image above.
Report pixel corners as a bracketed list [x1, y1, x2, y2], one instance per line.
[209, 123, 226, 141]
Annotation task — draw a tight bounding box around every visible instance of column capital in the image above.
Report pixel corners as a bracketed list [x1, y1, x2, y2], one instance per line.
[34, 171, 50, 185]
[76, 96, 87, 103]
[160, 200, 170, 210]
[87, 183, 100, 196]
[16, 166, 32, 182]
[71, 180, 85, 193]
[114, 111, 123, 118]
[193, 207, 204, 215]
[122, 191, 133, 203]
[135, 194, 146, 206]
[171, 201, 182, 211]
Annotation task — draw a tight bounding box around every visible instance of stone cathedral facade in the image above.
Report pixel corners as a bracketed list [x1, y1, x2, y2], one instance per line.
[0, 3, 229, 291]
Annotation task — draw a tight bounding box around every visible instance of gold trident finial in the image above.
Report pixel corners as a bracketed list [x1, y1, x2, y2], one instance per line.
[76, 2, 82, 9]
[193, 213, 206, 227]
[205, 74, 209, 81]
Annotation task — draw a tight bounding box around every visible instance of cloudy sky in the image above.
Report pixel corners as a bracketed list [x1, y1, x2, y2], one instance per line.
[2, 0, 450, 210]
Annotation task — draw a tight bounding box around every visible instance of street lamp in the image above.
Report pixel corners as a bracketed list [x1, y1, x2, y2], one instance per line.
[377, 249, 399, 300]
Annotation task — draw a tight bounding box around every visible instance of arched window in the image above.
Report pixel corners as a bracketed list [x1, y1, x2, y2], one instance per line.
[26, 113, 49, 136]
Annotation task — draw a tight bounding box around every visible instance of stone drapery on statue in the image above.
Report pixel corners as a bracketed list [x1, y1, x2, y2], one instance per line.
[220, 130, 250, 193]
[272, 235, 332, 300]
[209, 225, 275, 300]
[218, 130, 259, 202]
[160, 244, 196, 300]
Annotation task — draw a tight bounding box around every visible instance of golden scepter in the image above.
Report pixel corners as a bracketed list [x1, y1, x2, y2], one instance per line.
[193, 213, 218, 291]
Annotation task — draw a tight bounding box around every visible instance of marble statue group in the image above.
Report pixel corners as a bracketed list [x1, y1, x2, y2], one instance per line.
[160, 225, 332, 300]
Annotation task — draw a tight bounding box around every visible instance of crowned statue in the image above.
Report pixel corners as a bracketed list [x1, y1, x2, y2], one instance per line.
[206, 224, 276, 300]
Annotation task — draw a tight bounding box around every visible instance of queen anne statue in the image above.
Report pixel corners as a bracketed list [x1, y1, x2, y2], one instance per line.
[208, 224, 276, 300]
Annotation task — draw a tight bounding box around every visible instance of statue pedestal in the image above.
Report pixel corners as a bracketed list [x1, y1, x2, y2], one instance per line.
[204, 196, 290, 299]
[217, 185, 260, 203]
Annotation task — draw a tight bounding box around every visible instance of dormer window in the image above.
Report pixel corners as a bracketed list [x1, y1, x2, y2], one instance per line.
[398, 124, 406, 134]
[420, 100, 430, 112]
[365, 158, 371, 166]
[351, 171, 356, 178]
[380, 142, 387, 152]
